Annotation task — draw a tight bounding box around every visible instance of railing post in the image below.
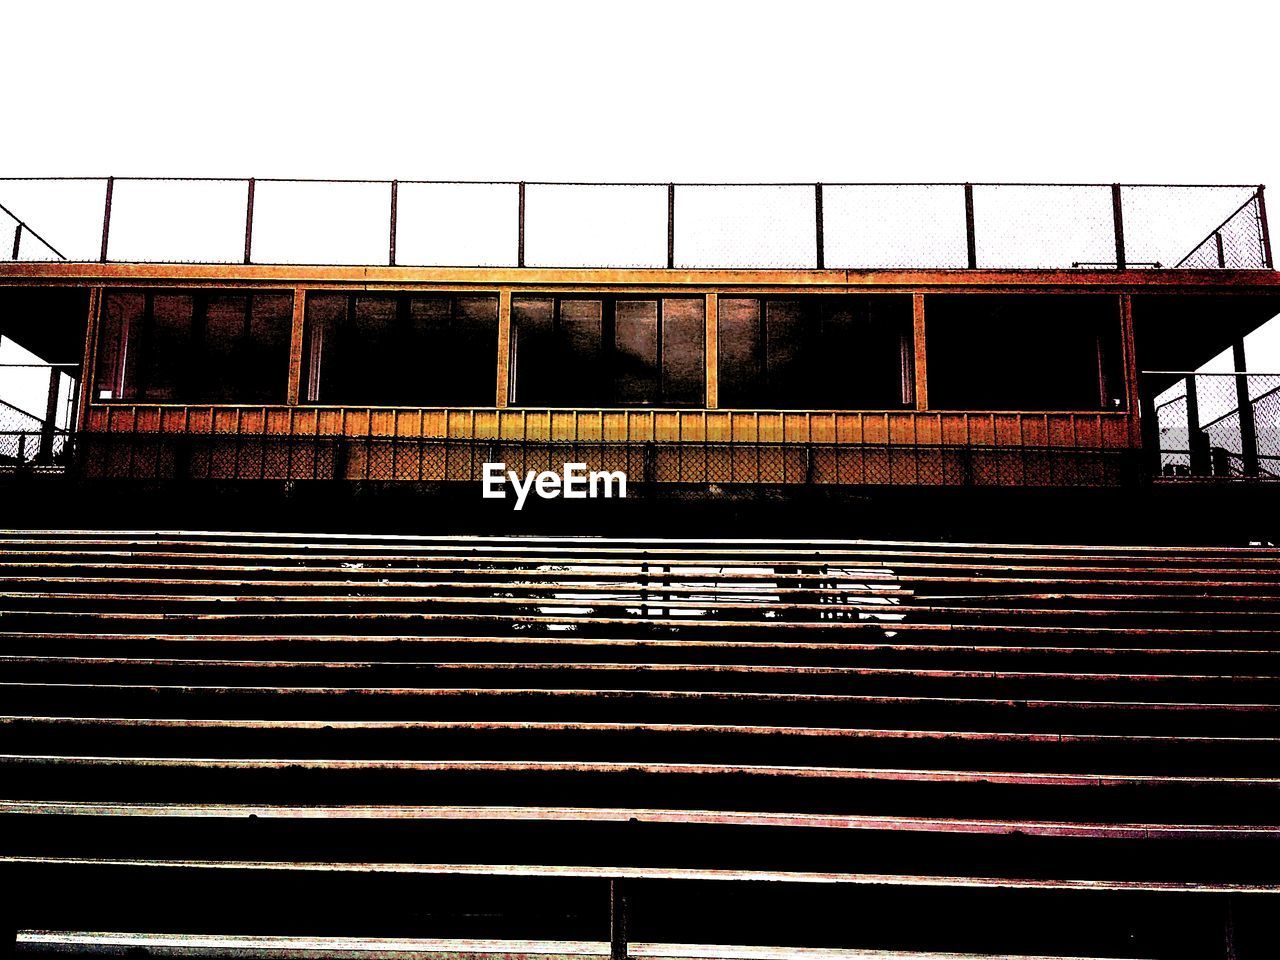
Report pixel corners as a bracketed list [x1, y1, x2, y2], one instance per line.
[517, 182, 526, 268]
[1111, 183, 1126, 270]
[10, 222, 20, 260]
[609, 878, 628, 960]
[963, 183, 977, 268]
[667, 183, 675, 269]
[389, 180, 399, 267]
[243, 178, 255, 265]
[1215, 231, 1226, 268]
[814, 182, 824, 269]
[1232, 340, 1259, 476]
[1257, 185, 1274, 269]
[99, 176, 114, 263]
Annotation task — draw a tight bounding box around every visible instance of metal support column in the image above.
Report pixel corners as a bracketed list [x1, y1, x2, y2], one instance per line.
[705, 293, 718, 409]
[1233, 340, 1259, 476]
[286, 289, 307, 405]
[496, 289, 512, 407]
[37, 365, 61, 464]
[1185, 375, 1209, 475]
[912, 293, 928, 410]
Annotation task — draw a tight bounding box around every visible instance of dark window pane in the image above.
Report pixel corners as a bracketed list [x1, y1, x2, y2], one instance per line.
[765, 299, 811, 406]
[303, 294, 345, 403]
[661, 298, 705, 405]
[95, 292, 144, 400]
[512, 297, 556, 405]
[140, 294, 193, 401]
[718, 295, 912, 410]
[925, 294, 1122, 411]
[614, 300, 658, 404]
[305, 293, 497, 406]
[240, 293, 292, 403]
[718, 298, 763, 407]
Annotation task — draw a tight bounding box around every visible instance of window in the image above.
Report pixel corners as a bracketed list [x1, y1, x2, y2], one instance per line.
[94, 290, 292, 402]
[511, 297, 704, 406]
[925, 294, 1125, 411]
[303, 293, 499, 405]
[717, 295, 914, 409]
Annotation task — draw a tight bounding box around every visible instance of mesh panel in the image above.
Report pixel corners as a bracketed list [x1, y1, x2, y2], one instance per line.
[2, 178, 1271, 270]
[0, 178, 109, 261]
[395, 182, 518, 267]
[250, 180, 390, 265]
[105, 179, 249, 264]
[1122, 186, 1261, 269]
[524, 184, 667, 268]
[972, 185, 1115, 268]
[73, 431, 1133, 488]
[1151, 373, 1280, 478]
[1173, 195, 1269, 269]
[823, 185, 968, 268]
[674, 185, 817, 268]
[0, 207, 64, 262]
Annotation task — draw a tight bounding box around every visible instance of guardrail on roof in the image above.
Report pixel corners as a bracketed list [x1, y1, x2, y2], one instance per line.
[0, 179, 1273, 271]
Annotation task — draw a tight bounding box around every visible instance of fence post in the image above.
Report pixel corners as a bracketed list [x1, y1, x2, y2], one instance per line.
[814, 183, 824, 269]
[517, 182, 526, 267]
[99, 176, 114, 263]
[667, 183, 675, 269]
[389, 180, 399, 267]
[963, 183, 977, 268]
[243, 178, 256, 265]
[1257, 185, 1274, 269]
[1111, 184, 1127, 270]
[610, 879, 628, 960]
[1232, 341, 1259, 476]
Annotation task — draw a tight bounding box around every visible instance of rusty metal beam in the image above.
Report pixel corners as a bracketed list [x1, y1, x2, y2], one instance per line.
[5, 262, 1280, 294]
[704, 293, 718, 408]
[912, 294, 927, 411]
[286, 289, 306, 406]
[496, 289, 512, 407]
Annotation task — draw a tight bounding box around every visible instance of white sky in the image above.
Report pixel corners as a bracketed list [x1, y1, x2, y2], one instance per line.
[3, 0, 1280, 372]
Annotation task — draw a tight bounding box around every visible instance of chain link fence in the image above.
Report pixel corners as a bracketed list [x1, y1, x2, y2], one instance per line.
[1150, 372, 1280, 479]
[75, 430, 1136, 488]
[0, 371, 76, 468]
[1, 178, 1271, 270]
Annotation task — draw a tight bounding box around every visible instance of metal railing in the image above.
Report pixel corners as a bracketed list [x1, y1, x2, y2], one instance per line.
[74, 430, 1137, 488]
[0, 178, 1272, 271]
[1147, 371, 1280, 480]
[0, 363, 79, 468]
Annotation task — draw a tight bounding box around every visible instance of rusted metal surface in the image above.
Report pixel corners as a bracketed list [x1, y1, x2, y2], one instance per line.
[2, 532, 1279, 953]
